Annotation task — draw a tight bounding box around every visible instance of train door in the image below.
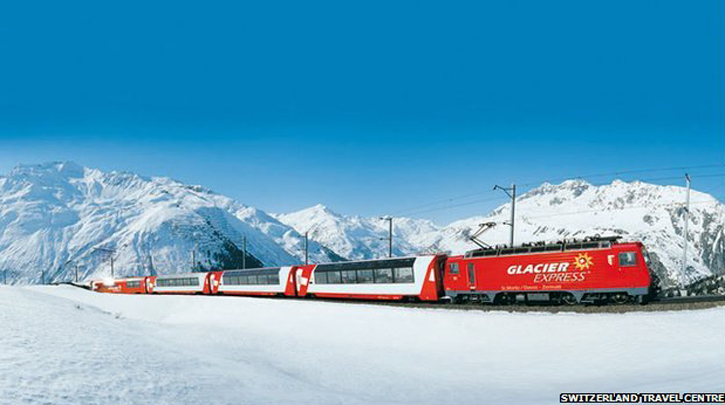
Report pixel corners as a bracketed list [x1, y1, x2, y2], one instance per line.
[295, 268, 304, 296]
[468, 262, 476, 290]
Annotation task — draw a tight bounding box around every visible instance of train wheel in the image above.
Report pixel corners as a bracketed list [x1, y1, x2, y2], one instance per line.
[561, 293, 578, 305]
[611, 293, 630, 304]
[494, 293, 512, 305]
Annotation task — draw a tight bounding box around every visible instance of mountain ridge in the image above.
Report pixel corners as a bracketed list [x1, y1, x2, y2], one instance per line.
[1, 162, 722, 289]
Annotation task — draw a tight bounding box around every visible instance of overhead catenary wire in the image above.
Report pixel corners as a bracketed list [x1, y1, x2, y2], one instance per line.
[394, 171, 725, 221]
[387, 166, 725, 218]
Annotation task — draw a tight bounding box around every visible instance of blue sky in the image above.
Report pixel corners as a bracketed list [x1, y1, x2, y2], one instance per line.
[0, 0, 722, 224]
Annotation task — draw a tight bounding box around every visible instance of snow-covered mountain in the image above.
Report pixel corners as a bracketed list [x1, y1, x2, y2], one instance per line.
[273, 204, 440, 260]
[0, 162, 343, 283]
[2, 162, 722, 289]
[280, 180, 725, 288]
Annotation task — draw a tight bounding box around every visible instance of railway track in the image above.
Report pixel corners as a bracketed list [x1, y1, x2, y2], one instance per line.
[60, 282, 725, 313]
[316, 294, 725, 314]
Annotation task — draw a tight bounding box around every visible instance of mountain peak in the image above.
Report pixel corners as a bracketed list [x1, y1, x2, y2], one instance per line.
[10, 161, 85, 178]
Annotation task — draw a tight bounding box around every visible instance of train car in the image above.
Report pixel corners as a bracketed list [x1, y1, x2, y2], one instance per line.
[297, 255, 446, 301]
[443, 236, 652, 304]
[90, 277, 147, 294]
[216, 267, 297, 297]
[147, 272, 213, 294]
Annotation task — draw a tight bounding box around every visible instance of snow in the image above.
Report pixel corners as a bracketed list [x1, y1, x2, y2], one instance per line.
[2, 162, 723, 288]
[280, 180, 725, 288]
[273, 204, 440, 260]
[0, 162, 340, 284]
[2, 285, 723, 404]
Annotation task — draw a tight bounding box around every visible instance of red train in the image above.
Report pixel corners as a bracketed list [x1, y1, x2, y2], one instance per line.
[91, 236, 655, 304]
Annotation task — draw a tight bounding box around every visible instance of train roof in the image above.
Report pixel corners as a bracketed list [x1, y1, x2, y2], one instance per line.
[463, 235, 627, 259]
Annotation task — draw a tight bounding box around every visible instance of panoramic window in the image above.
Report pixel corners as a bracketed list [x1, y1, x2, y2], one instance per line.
[449, 263, 459, 275]
[326, 271, 342, 284]
[315, 271, 328, 284]
[341, 270, 357, 284]
[393, 267, 414, 283]
[374, 268, 393, 283]
[357, 269, 374, 283]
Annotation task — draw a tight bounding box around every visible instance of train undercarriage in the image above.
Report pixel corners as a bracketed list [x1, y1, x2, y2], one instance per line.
[445, 289, 650, 305]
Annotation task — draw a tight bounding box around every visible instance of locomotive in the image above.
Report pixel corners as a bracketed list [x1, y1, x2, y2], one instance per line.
[91, 236, 655, 305]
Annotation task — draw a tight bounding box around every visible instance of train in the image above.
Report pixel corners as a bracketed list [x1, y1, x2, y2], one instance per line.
[90, 236, 656, 305]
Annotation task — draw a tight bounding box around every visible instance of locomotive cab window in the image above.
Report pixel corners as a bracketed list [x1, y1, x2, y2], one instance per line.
[619, 252, 637, 267]
[449, 263, 459, 275]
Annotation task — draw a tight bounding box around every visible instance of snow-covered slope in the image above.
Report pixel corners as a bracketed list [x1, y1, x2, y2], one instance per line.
[0, 162, 342, 283]
[424, 180, 725, 288]
[274, 204, 440, 260]
[4, 285, 723, 404]
[3, 162, 722, 288]
[278, 181, 724, 288]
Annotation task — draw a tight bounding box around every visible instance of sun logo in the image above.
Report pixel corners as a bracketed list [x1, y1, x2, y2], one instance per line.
[574, 253, 594, 271]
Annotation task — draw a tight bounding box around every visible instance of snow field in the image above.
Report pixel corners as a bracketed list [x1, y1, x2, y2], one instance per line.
[1, 285, 723, 404]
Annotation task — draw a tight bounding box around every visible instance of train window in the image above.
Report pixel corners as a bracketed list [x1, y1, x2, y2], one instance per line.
[545, 245, 562, 252]
[327, 271, 342, 284]
[126, 280, 141, 288]
[449, 263, 459, 275]
[341, 270, 357, 284]
[619, 252, 637, 267]
[530, 246, 546, 253]
[357, 269, 374, 283]
[582, 242, 599, 249]
[270, 273, 280, 285]
[374, 268, 393, 283]
[499, 248, 514, 255]
[514, 247, 529, 254]
[316, 272, 328, 284]
[393, 267, 414, 283]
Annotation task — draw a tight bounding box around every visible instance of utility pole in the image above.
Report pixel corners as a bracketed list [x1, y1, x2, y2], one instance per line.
[3, 269, 6, 284]
[494, 184, 517, 247]
[74, 265, 78, 283]
[192, 243, 197, 271]
[682, 173, 691, 278]
[93, 247, 117, 279]
[379, 217, 393, 258]
[41, 270, 45, 285]
[242, 235, 246, 269]
[304, 231, 309, 265]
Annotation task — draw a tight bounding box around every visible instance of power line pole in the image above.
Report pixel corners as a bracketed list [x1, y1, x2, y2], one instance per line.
[192, 243, 197, 271]
[682, 173, 691, 278]
[74, 265, 78, 283]
[379, 217, 393, 258]
[93, 247, 117, 278]
[242, 235, 246, 269]
[304, 231, 309, 265]
[494, 184, 517, 246]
